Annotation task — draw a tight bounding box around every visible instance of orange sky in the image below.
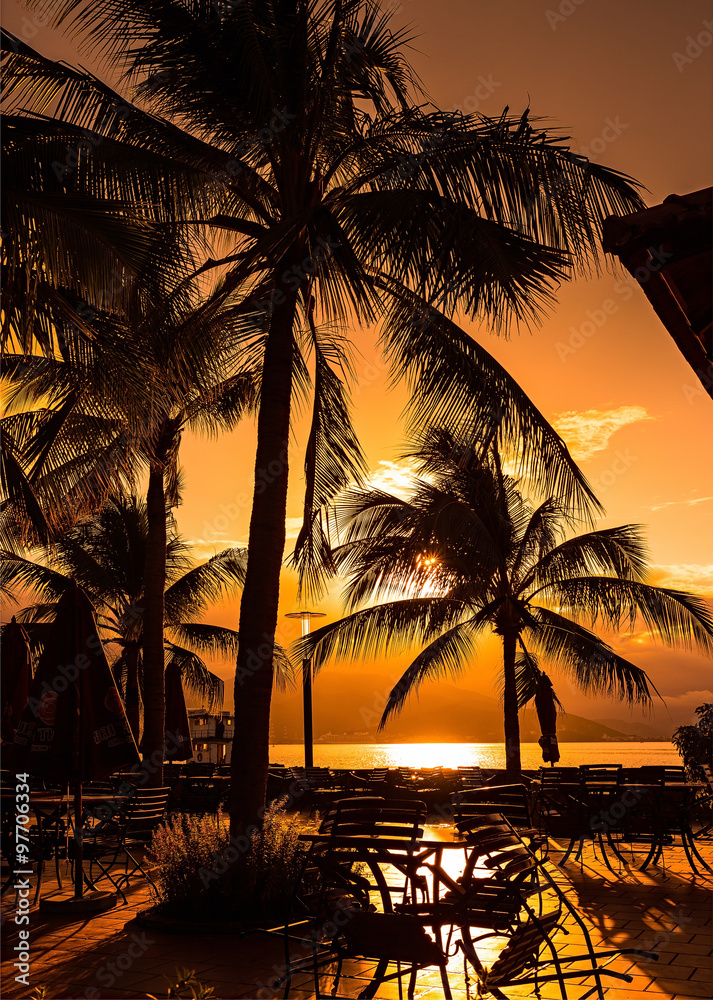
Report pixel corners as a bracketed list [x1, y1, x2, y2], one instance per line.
[5, 0, 713, 734]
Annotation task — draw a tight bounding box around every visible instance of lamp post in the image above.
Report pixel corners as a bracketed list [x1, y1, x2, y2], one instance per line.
[285, 610, 325, 768]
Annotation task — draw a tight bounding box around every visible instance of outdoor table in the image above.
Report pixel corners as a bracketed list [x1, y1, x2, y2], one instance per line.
[1, 791, 130, 899]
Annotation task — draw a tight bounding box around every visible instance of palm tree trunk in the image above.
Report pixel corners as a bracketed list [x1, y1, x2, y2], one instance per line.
[502, 628, 522, 776]
[229, 282, 300, 835]
[124, 642, 141, 744]
[142, 463, 167, 787]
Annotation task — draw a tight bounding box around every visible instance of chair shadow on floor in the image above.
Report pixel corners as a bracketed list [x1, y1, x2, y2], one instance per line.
[550, 846, 712, 990]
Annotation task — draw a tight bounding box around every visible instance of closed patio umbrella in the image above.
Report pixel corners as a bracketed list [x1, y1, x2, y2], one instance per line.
[164, 661, 193, 762]
[14, 581, 140, 912]
[1, 616, 32, 748]
[535, 671, 561, 765]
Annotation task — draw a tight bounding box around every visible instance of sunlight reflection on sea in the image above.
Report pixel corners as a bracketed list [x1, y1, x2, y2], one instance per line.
[269, 742, 682, 770]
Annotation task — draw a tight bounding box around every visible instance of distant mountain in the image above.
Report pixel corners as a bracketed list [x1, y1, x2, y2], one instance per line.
[595, 717, 673, 740]
[269, 674, 634, 743]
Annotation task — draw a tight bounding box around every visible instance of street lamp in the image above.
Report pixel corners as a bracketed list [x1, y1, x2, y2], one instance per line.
[285, 610, 325, 767]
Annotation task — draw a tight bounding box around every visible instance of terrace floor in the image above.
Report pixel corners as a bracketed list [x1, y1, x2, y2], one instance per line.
[2, 834, 712, 1000]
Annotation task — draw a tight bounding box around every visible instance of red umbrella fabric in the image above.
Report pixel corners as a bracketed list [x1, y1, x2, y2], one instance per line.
[14, 583, 140, 781]
[534, 671, 561, 765]
[163, 661, 193, 762]
[1, 616, 32, 746]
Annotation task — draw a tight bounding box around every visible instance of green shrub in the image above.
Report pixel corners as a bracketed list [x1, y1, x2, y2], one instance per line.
[671, 703, 713, 781]
[148, 798, 310, 922]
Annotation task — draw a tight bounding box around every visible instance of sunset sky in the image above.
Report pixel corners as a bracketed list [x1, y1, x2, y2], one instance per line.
[5, 0, 713, 736]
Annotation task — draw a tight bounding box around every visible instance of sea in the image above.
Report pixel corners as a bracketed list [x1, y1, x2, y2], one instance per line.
[268, 742, 681, 771]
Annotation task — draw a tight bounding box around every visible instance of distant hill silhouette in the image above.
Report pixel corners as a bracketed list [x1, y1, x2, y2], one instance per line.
[595, 717, 672, 740]
[268, 674, 636, 743]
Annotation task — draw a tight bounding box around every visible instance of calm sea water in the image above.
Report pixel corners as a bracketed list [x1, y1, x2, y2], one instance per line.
[269, 742, 681, 770]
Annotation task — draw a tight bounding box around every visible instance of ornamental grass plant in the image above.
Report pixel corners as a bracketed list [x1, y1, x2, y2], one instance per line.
[148, 799, 309, 922]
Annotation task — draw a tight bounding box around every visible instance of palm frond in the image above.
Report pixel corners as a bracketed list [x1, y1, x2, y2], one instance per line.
[377, 288, 602, 520]
[379, 617, 487, 729]
[164, 547, 247, 624]
[163, 641, 224, 713]
[522, 525, 650, 592]
[291, 328, 368, 599]
[171, 622, 295, 691]
[532, 577, 713, 653]
[294, 597, 471, 672]
[526, 606, 661, 710]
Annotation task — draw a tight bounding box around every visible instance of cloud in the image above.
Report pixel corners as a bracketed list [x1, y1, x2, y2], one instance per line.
[552, 405, 653, 461]
[648, 564, 713, 596]
[285, 516, 304, 540]
[185, 538, 246, 561]
[365, 459, 421, 497]
[646, 496, 713, 512]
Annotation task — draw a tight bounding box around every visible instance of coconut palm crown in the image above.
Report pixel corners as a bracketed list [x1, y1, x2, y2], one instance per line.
[296, 431, 713, 773]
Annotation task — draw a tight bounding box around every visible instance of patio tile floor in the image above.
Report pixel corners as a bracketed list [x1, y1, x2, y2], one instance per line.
[2, 841, 711, 999]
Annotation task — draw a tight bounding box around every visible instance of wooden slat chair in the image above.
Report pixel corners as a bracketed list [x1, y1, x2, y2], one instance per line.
[318, 796, 430, 910]
[463, 909, 658, 1000]
[346, 768, 391, 794]
[457, 766, 486, 790]
[399, 814, 582, 946]
[288, 767, 337, 810]
[1, 793, 68, 905]
[453, 814, 602, 948]
[451, 785, 535, 839]
[275, 797, 434, 997]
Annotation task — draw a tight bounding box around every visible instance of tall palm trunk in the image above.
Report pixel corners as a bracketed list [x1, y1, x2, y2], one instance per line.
[502, 628, 522, 776]
[230, 281, 301, 834]
[142, 463, 167, 786]
[124, 641, 141, 743]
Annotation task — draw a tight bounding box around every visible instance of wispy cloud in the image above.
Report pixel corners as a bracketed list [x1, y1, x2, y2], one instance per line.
[552, 405, 653, 461]
[185, 538, 246, 561]
[646, 495, 713, 512]
[365, 459, 421, 497]
[285, 516, 304, 540]
[648, 563, 713, 596]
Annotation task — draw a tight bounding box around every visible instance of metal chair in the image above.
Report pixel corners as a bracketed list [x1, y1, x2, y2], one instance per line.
[81, 786, 171, 898]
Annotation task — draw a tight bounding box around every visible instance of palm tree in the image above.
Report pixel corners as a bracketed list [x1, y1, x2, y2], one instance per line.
[1, 286, 258, 782]
[296, 430, 713, 773]
[2, 496, 294, 742]
[7, 2, 648, 827]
